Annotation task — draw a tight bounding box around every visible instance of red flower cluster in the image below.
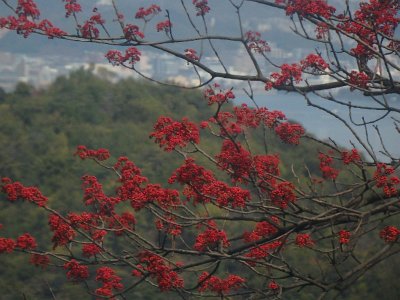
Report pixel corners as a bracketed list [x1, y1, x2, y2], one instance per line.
[268, 280, 280, 291]
[82, 243, 102, 258]
[64, 259, 89, 281]
[274, 122, 304, 145]
[16, 233, 37, 250]
[245, 31, 270, 54]
[380, 226, 400, 243]
[206, 181, 250, 208]
[1, 178, 48, 206]
[30, 254, 50, 268]
[341, 149, 361, 165]
[268, 63, 303, 88]
[0, 237, 15, 253]
[63, 0, 81, 18]
[170, 158, 250, 208]
[374, 163, 399, 197]
[95, 267, 123, 298]
[207, 103, 303, 144]
[338, 1, 399, 58]
[135, 5, 161, 20]
[245, 241, 282, 261]
[279, 0, 336, 19]
[150, 116, 200, 151]
[80, 13, 105, 39]
[48, 214, 76, 249]
[243, 220, 278, 242]
[184, 48, 199, 61]
[338, 230, 351, 245]
[315, 22, 329, 39]
[106, 212, 136, 235]
[16, 0, 40, 19]
[198, 272, 245, 295]
[123, 24, 145, 40]
[155, 215, 182, 236]
[216, 140, 252, 182]
[193, 0, 210, 16]
[135, 251, 184, 291]
[105, 47, 141, 66]
[194, 221, 230, 251]
[253, 154, 280, 183]
[156, 20, 172, 33]
[295, 233, 314, 247]
[319, 152, 339, 180]
[203, 83, 235, 105]
[68, 212, 99, 231]
[0, 15, 36, 38]
[113, 157, 150, 210]
[300, 53, 329, 72]
[348, 71, 370, 90]
[269, 181, 297, 209]
[37, 20, 66, 39]
[81, 175, 120, 215]
[75, 145, 110, 161]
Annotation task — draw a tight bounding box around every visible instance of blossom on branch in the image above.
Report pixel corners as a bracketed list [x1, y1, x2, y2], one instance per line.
[150, 116, 200, 151]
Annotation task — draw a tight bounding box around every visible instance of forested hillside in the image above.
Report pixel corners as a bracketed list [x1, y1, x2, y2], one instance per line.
[0, 70, 398, 299]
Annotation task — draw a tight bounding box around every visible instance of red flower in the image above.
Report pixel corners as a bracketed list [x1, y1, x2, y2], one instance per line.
[1, 178, 48, 206]
[274, 122, 304, 145]
[268, 280, 280, 291]
[253, 154, 280, 183]
[82, 243, 102, 257]
[295, 233, 314, 247]
[38, 20, 66, 39]
[123, 24, 145, 40]
[245, 241, 282, 261]
[216, 140, 252, 182]
[319, 152, 339, 180]
[75, 145, 110, 161]
[16, 233, 37, 250]
[380, 226, 400, 243]
[270, 63, 303, 87]
[63, 0, 81, 18]
[374, 163, 399, 197]
[245, 31, 270, 54]
[135, 5, 161, 20]
[341, 149, 361, 165]
[243, 220, 278, 242]
[30, 254, 50, 268]
[184, 48, 199, 61]
[156, 20, 172, 33]
[136, 251, 184, 291]
[95, 267, 123, 297]
[16, 0, 40, 19]
[198, 272, 245, 295]
[64, 259, 89, 281]
[0, 237, 15, 253]
[338, 230, 351, 245]
[194, 222, 230, 251]
[105, 47, 141, 66]
[301, 53, 328, 72]
[193, 0, 210, 16]
[348, 71, 370, 90]
[48, 214, 76, 249]
[269, 181, 297, 209]
[150, 116, 200, 151]
[203, 83, 235, 105]
[282, 0, 336, 19]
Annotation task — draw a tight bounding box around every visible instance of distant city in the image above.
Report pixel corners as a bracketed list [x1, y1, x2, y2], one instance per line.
[0, 45, 309, 92]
